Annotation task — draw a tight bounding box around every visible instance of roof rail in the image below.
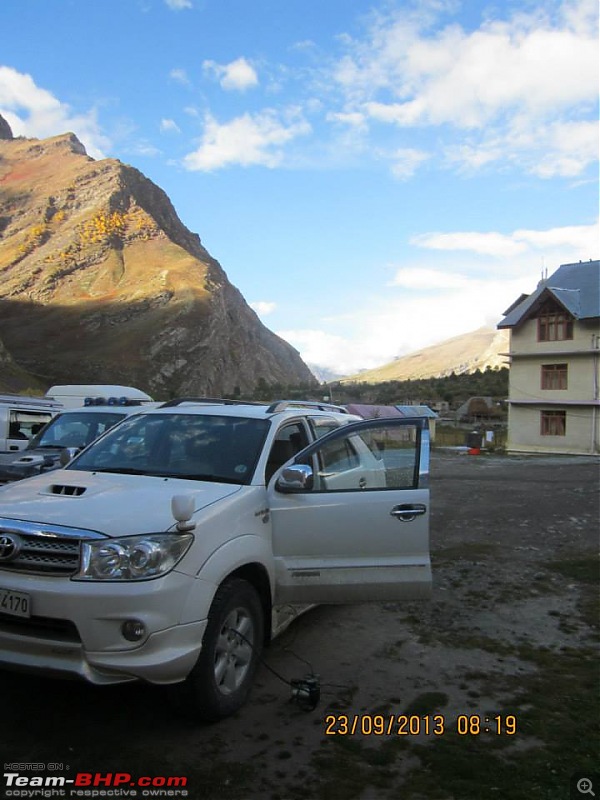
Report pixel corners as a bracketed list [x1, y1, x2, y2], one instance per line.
[266, 400, 349, 414]
[0, 394, 63, 409]
[159, 397, 263, 408]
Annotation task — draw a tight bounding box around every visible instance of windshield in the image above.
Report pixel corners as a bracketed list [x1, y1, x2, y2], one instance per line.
[68, 413, 270, 485]
[29, 412, 128, 449]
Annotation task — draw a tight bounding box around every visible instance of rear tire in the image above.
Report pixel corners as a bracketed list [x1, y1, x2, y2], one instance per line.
[177, 578, 264, 722]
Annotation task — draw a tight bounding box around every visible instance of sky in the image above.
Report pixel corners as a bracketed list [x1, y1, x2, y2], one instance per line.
[0, 0, 598, 378]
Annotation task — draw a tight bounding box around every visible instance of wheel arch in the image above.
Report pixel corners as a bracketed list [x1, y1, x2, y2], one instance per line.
[226, 562, 273, 645]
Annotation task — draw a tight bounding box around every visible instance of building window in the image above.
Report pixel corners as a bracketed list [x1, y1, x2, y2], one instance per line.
[538, 311, 573, 341]
[541, 364, 568, 390]
[540, 410, 566, 436]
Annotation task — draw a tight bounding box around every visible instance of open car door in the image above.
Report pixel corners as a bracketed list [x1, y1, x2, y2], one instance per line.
[268, 417, 431, 604]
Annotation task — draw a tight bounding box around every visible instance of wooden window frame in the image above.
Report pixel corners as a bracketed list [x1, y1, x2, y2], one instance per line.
[540, 410, 566, 436]
[537, 312, 573, 342]
[541, 363, 568, 390]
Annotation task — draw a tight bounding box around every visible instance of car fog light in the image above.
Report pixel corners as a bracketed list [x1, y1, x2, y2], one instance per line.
[121, 620, 146, 642]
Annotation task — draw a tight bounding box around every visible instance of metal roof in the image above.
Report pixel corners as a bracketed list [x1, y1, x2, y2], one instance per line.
[395, 405, 438, 418]
[498, 260, 599, 329]
[345, 404, 404, 419]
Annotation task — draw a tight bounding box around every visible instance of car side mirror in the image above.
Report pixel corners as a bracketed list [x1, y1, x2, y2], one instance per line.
[59, 447, 81, 466]
[276, 464, 314, 493]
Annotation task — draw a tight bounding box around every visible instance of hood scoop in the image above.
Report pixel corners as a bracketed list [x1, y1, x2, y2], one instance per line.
[48, 484, 87, 497]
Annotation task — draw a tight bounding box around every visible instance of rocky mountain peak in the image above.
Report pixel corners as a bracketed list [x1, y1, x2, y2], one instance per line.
[0, 130, 315, 395]
[0, 114, 13, 139]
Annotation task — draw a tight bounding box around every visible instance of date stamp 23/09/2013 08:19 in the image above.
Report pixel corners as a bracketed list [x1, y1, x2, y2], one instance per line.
[324, 714, 517, 737]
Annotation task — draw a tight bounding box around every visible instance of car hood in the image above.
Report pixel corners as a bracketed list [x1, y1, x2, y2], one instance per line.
[0, 447, 65, 481]
[0, 469, 242, 536]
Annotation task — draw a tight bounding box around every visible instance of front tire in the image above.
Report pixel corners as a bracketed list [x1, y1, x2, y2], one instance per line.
[178, 578, 264, 722]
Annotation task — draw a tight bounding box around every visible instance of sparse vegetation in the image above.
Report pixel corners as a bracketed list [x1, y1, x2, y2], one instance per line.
[228, 369, 509, 414]
[80, 210, 128, 244]
[337, 367, 509, 406]
[17, 222, 48, 257]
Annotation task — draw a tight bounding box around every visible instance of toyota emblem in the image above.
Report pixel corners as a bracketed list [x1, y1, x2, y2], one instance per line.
[0, 534, 22, 562]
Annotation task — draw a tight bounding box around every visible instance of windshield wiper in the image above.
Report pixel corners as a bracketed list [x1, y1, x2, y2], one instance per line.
[159, 472, 241, 484]
[89, 467, 147, 475]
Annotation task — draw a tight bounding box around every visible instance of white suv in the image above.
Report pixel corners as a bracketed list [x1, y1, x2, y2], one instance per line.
[0, 399, 431, 720]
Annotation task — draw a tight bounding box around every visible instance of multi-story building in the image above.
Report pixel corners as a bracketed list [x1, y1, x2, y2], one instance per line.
[498, 260, 600, 455]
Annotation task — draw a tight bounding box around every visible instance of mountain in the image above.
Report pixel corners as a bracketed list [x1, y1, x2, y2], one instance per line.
[0, 116, 316, 396]
[0, 334, 47, 393]
[340, 327, 509, 383]
[307, 364, 346, 383]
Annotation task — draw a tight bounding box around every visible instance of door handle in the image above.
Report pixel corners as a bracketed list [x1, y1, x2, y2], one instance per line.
[390, 504, 426, 522]
[358, 476, 367, 489]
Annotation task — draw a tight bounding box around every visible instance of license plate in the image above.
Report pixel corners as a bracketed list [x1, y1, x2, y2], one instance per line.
[0, 587, 31, 618]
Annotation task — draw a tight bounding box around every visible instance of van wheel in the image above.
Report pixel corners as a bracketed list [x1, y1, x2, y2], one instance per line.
[180, 578, 264, 722]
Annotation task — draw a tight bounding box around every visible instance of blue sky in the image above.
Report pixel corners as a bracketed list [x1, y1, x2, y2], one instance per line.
[1, 0, 598, 376]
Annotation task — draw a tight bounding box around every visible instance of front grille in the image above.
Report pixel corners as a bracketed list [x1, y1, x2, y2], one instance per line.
[0, 611, 81, 643]
[1, 533, 81, 575]
[0, 517, 105, 577]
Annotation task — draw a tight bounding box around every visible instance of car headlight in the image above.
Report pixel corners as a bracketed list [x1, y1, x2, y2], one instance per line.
[76, 533, 193, 581]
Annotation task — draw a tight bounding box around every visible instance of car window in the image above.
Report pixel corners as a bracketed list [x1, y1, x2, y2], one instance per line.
[300, 423, 420, 492]
[69, 413, 270, 485]
[265, 422, 310, 483]
[9, 410, 54, 441]
[307, 416, 341, 439]
[320, 436, 359, 471]
[31, 412, 127, 448]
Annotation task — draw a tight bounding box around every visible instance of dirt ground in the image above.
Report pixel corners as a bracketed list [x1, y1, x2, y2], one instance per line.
[1, 451, 598, 800]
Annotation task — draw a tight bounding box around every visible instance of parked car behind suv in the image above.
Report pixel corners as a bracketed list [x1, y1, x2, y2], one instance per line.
[0, 399, 431, 720]
[0, 394, 62, 453]
[0, 402, 156, 483]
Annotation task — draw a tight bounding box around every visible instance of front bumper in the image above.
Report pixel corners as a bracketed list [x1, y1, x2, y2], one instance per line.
[0, 570, 208, 684]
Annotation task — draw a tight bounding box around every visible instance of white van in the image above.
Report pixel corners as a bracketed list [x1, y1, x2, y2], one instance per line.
[0, 395, 63, 452]
[45, 385, 153, 409]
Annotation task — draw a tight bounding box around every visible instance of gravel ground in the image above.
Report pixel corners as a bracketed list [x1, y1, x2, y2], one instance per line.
[1, 451, 598, 800]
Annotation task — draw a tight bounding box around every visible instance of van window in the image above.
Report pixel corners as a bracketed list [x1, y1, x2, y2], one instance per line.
[9, 410, 54, 441]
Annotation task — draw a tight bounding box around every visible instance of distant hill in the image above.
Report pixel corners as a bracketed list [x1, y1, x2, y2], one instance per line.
[0, 115, 315, 396]
[340, 327, 509, 384]
[307, 364, 346, 384]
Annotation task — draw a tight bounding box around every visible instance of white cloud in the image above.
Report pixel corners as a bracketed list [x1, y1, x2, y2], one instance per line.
[169, 68, 191, 85]
[529, 119, 599, 178]
[280, 217, 599, 375]
[250, 301, 277, 316]
[165, 0, 192, 10]
[445, 116, 599, 178]
[390, 268, 470, 290]
[326, 111, 367, 129]
[412, 231, 526, 258]
[390, 148, 429, 179]
[331, 0, 598, 178]
[182, 110, 311, 171]
[276, 329, 357, 374]
[0, 66, 109, 159]
[413, 220, 599, 260]
[160, 118, 180, 134]
[279, 275, 527, 375]
[203, 58, 259, 92]
[127, 141, 161, 157]
[350, 4, 597, 127]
